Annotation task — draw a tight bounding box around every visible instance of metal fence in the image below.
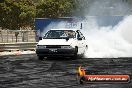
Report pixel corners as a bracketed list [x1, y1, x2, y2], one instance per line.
[0, 29, 37, 43]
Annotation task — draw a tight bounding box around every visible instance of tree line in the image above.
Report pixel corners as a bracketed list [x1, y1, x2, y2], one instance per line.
[0, 0, 78, 30]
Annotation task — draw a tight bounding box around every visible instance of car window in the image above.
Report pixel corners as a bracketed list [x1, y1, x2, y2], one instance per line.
[43, 30, 76, 39]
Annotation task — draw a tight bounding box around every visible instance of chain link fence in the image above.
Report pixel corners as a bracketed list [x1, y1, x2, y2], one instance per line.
[0, 29, 37, 43]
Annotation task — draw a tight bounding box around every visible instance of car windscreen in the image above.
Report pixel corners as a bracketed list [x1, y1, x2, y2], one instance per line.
[43, 30, 76, 39]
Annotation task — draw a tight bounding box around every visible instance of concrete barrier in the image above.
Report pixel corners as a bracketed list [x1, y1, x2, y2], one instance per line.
[0, 42, 37, 52]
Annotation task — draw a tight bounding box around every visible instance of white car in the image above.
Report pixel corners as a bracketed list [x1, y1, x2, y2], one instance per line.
[36, 29, 88, 60]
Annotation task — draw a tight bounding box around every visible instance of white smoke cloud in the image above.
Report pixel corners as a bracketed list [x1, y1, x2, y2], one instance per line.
[78, 0, 132, 57]
[83, 15, 132, 58]
[115, 15, 132, 43]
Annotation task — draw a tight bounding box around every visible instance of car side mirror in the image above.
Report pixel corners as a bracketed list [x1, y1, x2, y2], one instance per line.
[78, 37, 82, 40]
[39, 37, 42, 40]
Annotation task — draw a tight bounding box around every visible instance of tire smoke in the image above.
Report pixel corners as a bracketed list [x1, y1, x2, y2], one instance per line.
[83, 16, 132, 58]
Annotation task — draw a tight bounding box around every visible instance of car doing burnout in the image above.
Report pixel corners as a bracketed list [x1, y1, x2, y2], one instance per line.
[36, 29, 88, 60]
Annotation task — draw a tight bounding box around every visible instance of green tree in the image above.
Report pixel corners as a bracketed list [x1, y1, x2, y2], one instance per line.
[0, 0, 36, 30]
[0, 0, 79, 30]
[36, 0, 76, 18]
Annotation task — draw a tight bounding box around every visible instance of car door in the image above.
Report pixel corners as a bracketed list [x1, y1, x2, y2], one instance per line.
[76, 30, 85, 54]
[78, 31, 86, 53]
[79, 31, 87, 53]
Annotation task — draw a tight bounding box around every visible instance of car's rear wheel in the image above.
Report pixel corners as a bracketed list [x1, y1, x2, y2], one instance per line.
[38, 56, 44, 60]
[81, 45, 88, 58]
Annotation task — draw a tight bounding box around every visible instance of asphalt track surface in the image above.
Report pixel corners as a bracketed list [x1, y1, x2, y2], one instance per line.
[0, 54, 132, 88]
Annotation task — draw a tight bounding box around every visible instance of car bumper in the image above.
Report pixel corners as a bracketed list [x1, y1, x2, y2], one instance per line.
[36, 48, 76, 57]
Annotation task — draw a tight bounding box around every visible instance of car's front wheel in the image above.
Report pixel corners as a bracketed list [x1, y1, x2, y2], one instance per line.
[72, 47, 78, 59]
